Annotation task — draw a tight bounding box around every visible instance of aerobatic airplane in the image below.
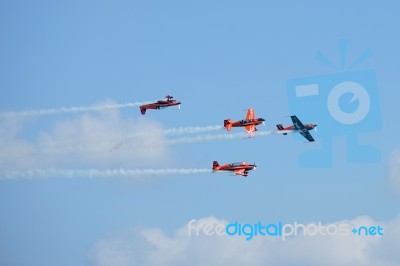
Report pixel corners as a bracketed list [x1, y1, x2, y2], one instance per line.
[140, 95, 181, 115]
[224, 108, 265, 137]
[212, 161, 256, 177]
[275, 115, 317, 142]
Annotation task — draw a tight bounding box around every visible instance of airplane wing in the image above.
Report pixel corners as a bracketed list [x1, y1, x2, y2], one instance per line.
[245, 125, 256, 134]
[234, 169, 246, 176]
[291, 115, 305, 130]
[245, 109, 256, 134]
[246, 108, 255, 120]
[299, 130, 315, 142]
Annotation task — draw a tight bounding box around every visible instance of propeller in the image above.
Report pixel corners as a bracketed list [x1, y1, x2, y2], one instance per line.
[314, 123, 318, 132]
[178, 104, 181, 109]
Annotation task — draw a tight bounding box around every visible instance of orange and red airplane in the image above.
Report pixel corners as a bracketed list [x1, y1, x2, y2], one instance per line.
[140, 95, 181, 115]
[224, 108, 265, 137]
[212, 161, 257, 177]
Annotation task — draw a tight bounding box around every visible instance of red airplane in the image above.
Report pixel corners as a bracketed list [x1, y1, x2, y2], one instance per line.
[224, 108, 265, 137]
[140, 95, 181, 115]
[212, 161, 257, 177]
[276, 115, 317, 142]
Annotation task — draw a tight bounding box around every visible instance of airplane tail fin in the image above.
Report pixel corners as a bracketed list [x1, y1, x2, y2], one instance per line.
[140, 106, 146, 115]
[276, 124, 284, 130]
[212, 161, 219, 170]
[224, 119, 232, 131]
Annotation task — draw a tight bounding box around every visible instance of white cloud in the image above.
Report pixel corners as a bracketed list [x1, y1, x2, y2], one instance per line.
[89, 238, 136, 266]
[0, 102, 171, 171]
[389, 149, 400, 196]
[0, 118, 37, 169]
[89, 215, 400, 266]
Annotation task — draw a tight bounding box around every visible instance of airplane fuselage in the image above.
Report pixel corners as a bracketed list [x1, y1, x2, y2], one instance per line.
[140, 98, 181, 115]
[277, 124, 316, 133]
[230, 118, 265, 128]
[221, 164, 255, 171]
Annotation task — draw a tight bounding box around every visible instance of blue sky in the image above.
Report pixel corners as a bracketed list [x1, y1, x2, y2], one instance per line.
[1, 1, 400, 265]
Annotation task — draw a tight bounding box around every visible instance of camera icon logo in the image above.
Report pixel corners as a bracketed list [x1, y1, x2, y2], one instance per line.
[287, 40, 381, 167]
[328, 81, 370, 125]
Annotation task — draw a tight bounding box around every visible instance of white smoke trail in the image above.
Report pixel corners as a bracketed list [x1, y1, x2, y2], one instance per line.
[0, 101, 153, 119]
[0, 168, 211, 180]
[166, 130, 273, 144]
[164, 125, 222, 135]
[0, 130, 273, 159]
[118, 125, 222, 140]
[107, 125, 223, 151]
[110, 130, 273, 151]
[123, 124, 224, 142]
